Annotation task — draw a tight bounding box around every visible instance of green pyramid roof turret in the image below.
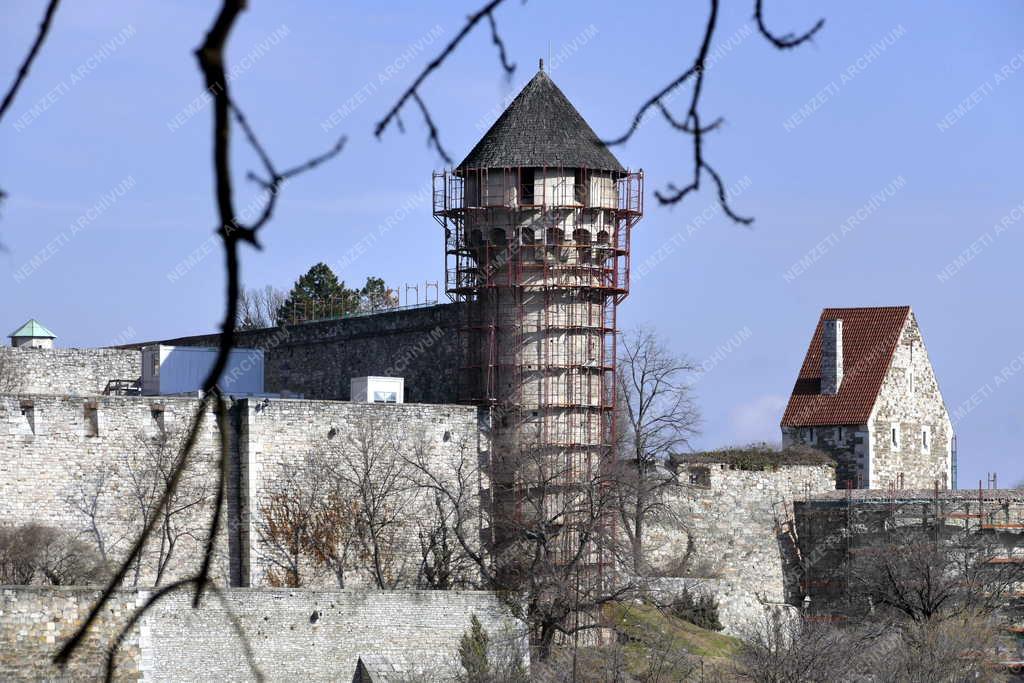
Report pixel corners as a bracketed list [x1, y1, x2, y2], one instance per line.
[8, 318, 56, 339]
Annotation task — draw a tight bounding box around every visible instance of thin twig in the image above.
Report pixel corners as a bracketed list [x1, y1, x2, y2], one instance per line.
[0, 0, 61, 122]
[607, 0, 823, 219]
[413, 91, 452, 165]
[0, 0, 61, 213]
[754, 0, 824, 50]
[375, 0, 516, 163]
[486, 10, 516, 75]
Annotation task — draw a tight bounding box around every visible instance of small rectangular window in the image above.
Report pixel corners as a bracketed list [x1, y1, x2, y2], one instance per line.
[837, 426, 844, 441]
[19, 402, 36, 435]
[688, 466, 711, 488]
[151, 406, 166, 433]
[372, 391, 397, 404]
[84, 403, 99, 437]
[922, 426, 930, 451]
[891, 424, 900, 451]
[520, 169, 535, 205]
[573, 169, 589, 205]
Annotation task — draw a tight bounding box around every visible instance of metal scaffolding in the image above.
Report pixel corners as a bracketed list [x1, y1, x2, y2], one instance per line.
[433, 164, 643, 577]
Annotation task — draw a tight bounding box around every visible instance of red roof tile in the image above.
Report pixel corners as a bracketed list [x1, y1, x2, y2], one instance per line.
[780, 306, 910, 427]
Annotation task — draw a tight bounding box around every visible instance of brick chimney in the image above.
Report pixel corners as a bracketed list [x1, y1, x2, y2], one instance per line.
[821, 319, 843, 395]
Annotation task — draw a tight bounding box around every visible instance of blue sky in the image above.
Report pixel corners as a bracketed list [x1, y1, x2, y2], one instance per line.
[2, 1, 1022, 487]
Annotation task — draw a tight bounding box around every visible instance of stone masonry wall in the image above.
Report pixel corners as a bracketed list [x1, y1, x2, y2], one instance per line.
[0, 586, 524, 681]
[0, 347, 141, 396]
[648, 462, 836, 605]
[0, 394, 480, 590]
[0, 587, 143, 682]
[0, 394, 232, 585]
[132, 303, 464, 404]
[869, 311, 953, 489]
[238, 398, 481, 588]
[782, 424, 868, 489]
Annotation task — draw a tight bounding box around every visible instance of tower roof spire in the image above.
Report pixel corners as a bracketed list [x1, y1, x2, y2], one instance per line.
[456, 70, 624, 173]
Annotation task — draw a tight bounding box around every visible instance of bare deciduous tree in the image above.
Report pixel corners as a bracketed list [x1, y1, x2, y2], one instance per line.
[65, 462, 122, 565]
[849, 524, 1024, 624]
[256, 452, 360, 588]
[237, 285, 286, 330]
[330, 412, 415, 589]
[615, 327, 701, 575]
[871, 615, 1006, 683]
[257, 416, 441, 590]
[256, 456, 326, 587]
[736, 614, 854, 683]
[409, 440, 634, 660]
[122, 425, 211, 586]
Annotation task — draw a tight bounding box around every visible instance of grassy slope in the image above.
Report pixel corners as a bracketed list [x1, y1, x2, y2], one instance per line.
[607, 601, 742, 679]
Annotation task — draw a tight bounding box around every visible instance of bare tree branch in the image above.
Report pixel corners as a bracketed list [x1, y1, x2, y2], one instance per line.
[375, 0, 516, 163]
[0, 0, 60, 123]
[606, 0, 823, 220]
[55, 0, 345, 671]
[754, 0, 824, 50]
[0, 0, 61, 216]
[486, 10, 516, 75]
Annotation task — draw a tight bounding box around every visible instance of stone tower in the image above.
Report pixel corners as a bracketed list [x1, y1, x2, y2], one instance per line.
[433, 68, 643, 562]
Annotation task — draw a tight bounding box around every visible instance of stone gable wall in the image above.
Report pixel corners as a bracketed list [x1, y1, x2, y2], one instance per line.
[0, 347, 141, 396]
[869, 312, 953, 489]
[0, 586, 524, 681]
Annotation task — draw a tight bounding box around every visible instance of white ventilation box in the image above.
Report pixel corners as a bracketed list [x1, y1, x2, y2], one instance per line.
[350, 376, 404, 404]
[141, 345, 264, 396]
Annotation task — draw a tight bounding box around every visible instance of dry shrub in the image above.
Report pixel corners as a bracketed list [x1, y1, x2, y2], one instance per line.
[0, 523, 108, 585]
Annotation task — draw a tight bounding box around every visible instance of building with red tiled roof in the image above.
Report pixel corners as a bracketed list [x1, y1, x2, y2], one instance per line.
[781, 306, 954, 490]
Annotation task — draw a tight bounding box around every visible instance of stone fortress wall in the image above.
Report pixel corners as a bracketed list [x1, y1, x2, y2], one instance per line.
[236, 397, 482, 588]
[0, 347, 141, 396]
[0, 586, 524, 681]
[643, 450, 836, 636]
[0, 393, 480, 590]
[0, 394, 234, 585]
[130, 303, 464, 404]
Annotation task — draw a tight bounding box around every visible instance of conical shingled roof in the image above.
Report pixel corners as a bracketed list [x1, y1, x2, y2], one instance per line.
[457, 69, 625, 173]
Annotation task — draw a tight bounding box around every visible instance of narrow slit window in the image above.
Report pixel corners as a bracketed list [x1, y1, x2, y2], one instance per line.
[520, 169, 535, 205]
[151, 406, 166, 433]
[84, 404, 99, 437]
[19, 402, 36, 435]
